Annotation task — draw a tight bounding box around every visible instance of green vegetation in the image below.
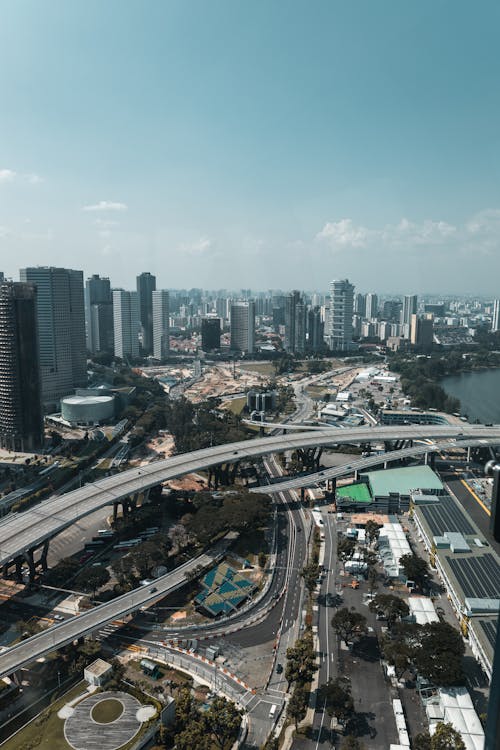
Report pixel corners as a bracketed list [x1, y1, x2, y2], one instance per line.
[161, 688, 242, 750]
[165, 397, 249, 453]
[317, 676, 354, 725]
[331, 608, 368, 647]
[91, 698, 124, 724]
[414, 722, 466, 750]
[382, 621, 465, 686]
[388, 355, 461, 412]
[285, 634, 317, 691]
[181, 490, 271, 547]
[368, 594, 409, 628]
[399, 553, 430, 589]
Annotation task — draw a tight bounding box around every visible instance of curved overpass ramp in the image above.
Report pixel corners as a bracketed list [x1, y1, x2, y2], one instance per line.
[249, 437, 500, 493]
[0, 425, 499, 566]
[0, 537, 232, 680]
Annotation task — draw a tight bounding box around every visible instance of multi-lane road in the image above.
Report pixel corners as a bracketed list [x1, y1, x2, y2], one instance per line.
[1, 424, 499, 567]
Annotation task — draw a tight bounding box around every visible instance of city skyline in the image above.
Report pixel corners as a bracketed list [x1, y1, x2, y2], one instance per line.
[0, 2, 499, 294]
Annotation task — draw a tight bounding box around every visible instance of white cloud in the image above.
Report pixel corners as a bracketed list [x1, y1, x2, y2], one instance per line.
[0, 169, 17, 182]
[26, 173, 43, 184]
[316, 218, 373, 248]
[83, 201, 128, 212]
[179, 236, 213, 255]
[317, 215, 458, 252]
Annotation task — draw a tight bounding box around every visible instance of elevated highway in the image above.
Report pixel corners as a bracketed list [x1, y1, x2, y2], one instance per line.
[1, 424, 500, 567]
[249, 437, 500, 493]
[0, 537, 231, 680]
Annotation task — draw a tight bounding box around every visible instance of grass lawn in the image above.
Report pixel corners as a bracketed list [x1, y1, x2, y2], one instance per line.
[91, 698, 124, 723]
[239, 362, 275, 376]
[4, 682, 87, 750]
[4, 683, 153, 750]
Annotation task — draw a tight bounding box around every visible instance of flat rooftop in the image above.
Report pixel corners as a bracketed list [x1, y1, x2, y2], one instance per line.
[336, 483, 372, 504]
[362, 465, 443, 498]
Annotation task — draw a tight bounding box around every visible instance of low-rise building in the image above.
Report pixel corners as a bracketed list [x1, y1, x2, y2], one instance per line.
[84, 658, 112, 687]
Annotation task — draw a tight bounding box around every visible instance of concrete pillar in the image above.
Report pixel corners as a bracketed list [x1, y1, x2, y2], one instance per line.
[467, 446, 471, 463]
[424, 452, 428, 465]
[113, 502, 118, 522]
[40, 540, 50, 572]
[430, 453, 436, 469]
[24, 548, 36, 582]
[331, 477, 337, 494]
[15, 556, 23, 581]
[354, 470, 359, 481]
[300, 487, 305, 502]
[384, 461, 388, 470]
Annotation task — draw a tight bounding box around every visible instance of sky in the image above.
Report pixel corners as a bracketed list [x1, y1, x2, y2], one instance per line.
[0, 0, 499, 295]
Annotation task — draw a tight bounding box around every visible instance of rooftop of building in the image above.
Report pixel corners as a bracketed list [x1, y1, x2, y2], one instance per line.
[336, 483, 372, 504]
[362, 465, 444, 498]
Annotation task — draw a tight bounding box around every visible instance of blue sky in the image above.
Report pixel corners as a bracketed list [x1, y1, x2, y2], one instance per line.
[0, 0, 499, 294]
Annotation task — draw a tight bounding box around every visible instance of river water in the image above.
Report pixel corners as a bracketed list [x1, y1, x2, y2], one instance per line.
[441, 368, 500, 424]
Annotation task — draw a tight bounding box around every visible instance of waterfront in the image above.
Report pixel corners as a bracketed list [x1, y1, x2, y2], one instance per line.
[442, 368, 500, 424]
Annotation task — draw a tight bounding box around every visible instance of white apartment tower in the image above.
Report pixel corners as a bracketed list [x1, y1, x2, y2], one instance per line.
[401, 294, 418, 338]
[327, 279, 354, 351]
[152, 290, 170, 360]
[113, 290, 140, 359]
[492, 300, 500, 333]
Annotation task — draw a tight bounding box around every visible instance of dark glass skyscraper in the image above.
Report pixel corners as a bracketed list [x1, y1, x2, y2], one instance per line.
[0, 281, 43, 450]
[20, 267, 86, 408]
[136, 272, 156, 355]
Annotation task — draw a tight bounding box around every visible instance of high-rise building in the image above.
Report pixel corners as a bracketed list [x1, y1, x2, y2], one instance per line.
[365, 293, 378, 320]
[201, 316, 221, 351]
[492, 300, 500, 333]
[20, 266, 86, 407]
[284, 291, 306, 353]
[354, 293, 366, 317]
[410, 314, 434, 352]
[401, 294, 418, 338]
[230, 301, 255, 353]
[136, 272, 156, 355]
[152, 290, 170, 360]
[85, 275, 113, 353]
[0, 281, 43, 451]
[307, 306, 324, 352]
[113, 290, 140, 359]
[327, 279, 354, 351]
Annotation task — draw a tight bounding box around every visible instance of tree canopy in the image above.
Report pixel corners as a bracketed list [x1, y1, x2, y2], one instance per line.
[331, 608, 368, 646]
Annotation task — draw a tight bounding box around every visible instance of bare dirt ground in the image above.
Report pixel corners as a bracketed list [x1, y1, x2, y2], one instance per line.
[184, 364, 267, 403]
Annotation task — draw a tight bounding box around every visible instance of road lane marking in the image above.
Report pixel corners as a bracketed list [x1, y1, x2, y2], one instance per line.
[459, 479, 491, 516]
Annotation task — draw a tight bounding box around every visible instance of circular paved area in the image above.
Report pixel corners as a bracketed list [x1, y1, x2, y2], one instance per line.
[64, 691, 142, 750]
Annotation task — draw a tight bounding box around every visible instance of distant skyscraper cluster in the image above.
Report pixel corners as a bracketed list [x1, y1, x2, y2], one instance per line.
[1, 258, 495, 452]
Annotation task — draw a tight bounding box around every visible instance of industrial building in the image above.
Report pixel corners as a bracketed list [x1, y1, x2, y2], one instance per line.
[412, 492, 500, 681]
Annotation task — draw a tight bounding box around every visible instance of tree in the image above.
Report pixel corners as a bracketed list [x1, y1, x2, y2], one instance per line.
[287, 685, 307, 729]
[399, 553, 430, 589]
[75, 566, 110, 598]
[285, 635, 317, 689]
[431, 722, 466, 750]
[413, 622, 465, 686]
[261, 738, 279, 750]
[258, 551, 267, 569]
[317, 677, 354, 724]
[369, 594, 409, 628]
[381, 635, 415, 679]
[367, 567, 378, 595]
[174, 687, 197, 731]
[331, 608, 368, 647]
[337, 536, 356, 571]
[203, 696, 242, 749]
[176, 721, 211, 750]
[301, 561, 320, 594]
[364, 520, 381, 545]
[413, 731, 432, 750]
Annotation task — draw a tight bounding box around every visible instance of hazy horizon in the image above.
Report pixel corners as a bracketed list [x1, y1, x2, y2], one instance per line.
[1, 1, 499, 294]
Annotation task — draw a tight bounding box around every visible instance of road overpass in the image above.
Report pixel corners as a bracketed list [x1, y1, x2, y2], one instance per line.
[1, 424, 500, 568]
[249, 437, 500, 493]
[0, 536, 232, 680]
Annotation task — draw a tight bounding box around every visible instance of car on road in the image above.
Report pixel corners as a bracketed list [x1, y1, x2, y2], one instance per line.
[150, 587, 158, 593]
[276, 663, 283, 674]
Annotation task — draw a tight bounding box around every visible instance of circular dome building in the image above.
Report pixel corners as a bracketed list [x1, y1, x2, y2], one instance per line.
[61, 395, 115, 425]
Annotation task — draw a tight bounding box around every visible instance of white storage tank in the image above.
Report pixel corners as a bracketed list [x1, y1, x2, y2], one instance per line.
[61, 395, 115, 425]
